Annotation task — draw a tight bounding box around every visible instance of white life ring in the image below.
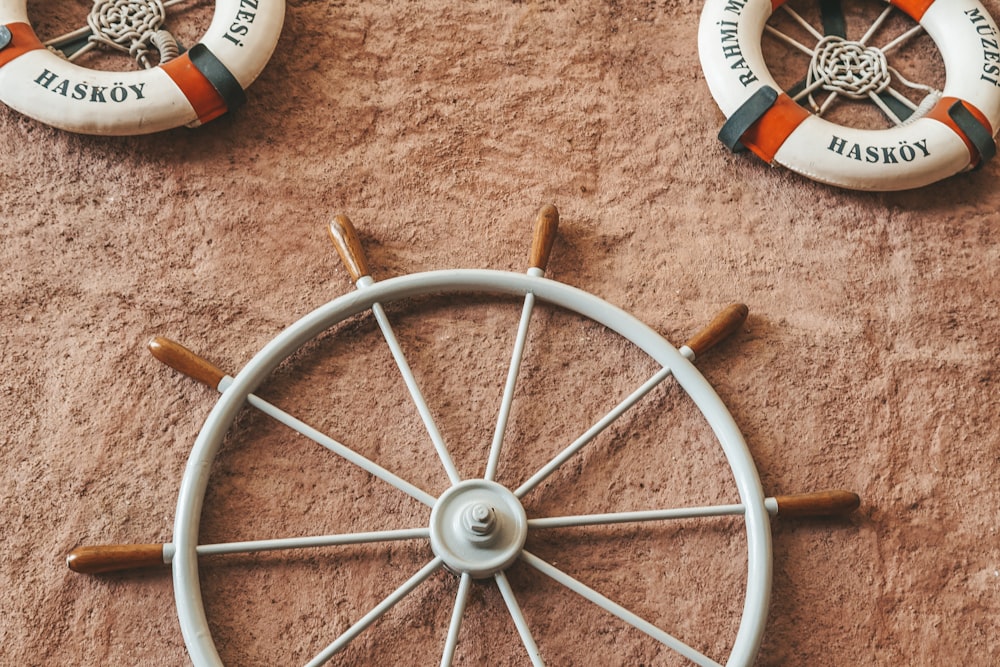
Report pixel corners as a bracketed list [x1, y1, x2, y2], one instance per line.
[0, 0, 284, 135]
[698, 0, 1000, 191]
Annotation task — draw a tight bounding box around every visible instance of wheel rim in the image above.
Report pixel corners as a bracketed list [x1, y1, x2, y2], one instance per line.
[172, 268, 773, 666]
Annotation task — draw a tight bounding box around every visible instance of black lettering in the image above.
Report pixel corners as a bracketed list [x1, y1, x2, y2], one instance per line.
[719, 24, 738, 44]
[968, 7, 1000, 78]
[724, 0, 746, 15]
[34, 69, 57, 88]
[966, 8, 986, 23]
[109, 83, 127, 102]
[830, 139, 930, 163]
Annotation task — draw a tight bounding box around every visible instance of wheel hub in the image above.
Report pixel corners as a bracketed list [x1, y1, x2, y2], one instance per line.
[429, 479, 528, 579]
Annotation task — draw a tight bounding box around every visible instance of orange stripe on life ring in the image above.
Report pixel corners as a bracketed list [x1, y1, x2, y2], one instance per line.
[739, 93, 812, 164]
[925, 96, 994, 167]
[888, 0, 936, 21]
[160, 51, 228, 125]
[0, 23, 44, 68]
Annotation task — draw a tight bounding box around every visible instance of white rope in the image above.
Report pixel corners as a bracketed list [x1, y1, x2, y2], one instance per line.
[86, 0, 179, 68]
[807, 35, 891, 101]
[804, 34, 942, 125]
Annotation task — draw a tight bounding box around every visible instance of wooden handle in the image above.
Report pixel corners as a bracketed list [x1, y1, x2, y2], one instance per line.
[66, 544, 166, 574]
[683, 303, 749, 358]
[328, 214, 371, 283]
[773, 490, 861, 518]
[148, 337, 226, 389]
[529, 204, 559, 271]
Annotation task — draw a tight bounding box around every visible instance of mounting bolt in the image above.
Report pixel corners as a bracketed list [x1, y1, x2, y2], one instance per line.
[462, 502, 497, 536]
[0, 26, 11, 50]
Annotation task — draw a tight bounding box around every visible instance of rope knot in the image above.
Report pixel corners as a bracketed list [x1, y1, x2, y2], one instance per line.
[808, 35, 890, 100]
[87, 0, 178, 68]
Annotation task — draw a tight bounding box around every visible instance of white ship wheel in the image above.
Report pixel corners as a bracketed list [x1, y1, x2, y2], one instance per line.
[67, 205, 859, 666]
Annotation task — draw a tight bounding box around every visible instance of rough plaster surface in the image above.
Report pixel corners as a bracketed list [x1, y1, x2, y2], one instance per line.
[2, 1, 998, 665]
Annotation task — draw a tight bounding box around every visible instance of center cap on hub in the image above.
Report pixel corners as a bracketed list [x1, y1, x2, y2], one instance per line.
[429, 479, 528, 579]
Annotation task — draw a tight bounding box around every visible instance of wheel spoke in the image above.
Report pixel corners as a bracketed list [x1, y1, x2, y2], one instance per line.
[791, 77, 830, 105]
[527, 493, 857, 529]
[368, 296, 462, 485]
[817, 90, 840, 116]
[485, 291, 537, 481]
[763, 24, 816, 57]
[882, 85, 920, 113]
[44, 25, 96, 48]
[487, 204, 559, 481]
[495, 570, 545, 666]
[527, 504, 749, 530]
[777, 4, 825, 42]
[217, 377, 437, 507]
[326, 216, 461, 485]
[879, 24, 924, 56]
[868, 90, 906, 126]
[440, 573, 472, 667]
[520, 550, 722, 667]
[65, 43, 99, 61]
[514, 365, 675, 498]
[858, 5, 895, 46]
[304, 557, 444, 667]
[162, 527, 430, 562]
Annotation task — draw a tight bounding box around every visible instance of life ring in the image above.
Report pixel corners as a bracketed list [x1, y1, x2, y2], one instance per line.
[698, 0, 1000, 191]
[0, 0, 284, 135]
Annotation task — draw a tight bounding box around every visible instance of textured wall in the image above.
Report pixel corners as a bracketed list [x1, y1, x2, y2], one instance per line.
[2, 1, 998, 665]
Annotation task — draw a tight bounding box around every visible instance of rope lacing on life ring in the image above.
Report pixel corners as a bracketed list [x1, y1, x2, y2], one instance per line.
[804, 34, 939, 126]
[87, 0, 180, 69]
[808, 35, 890, 100]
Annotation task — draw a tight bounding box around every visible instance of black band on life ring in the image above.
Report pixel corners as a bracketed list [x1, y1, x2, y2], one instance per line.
[718, 85, 779, 153]
[819, 0, 847, 38]
[188, 43, 247, 113]
[948, 100, 997, 168]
